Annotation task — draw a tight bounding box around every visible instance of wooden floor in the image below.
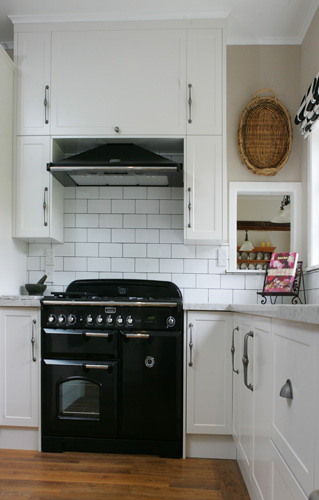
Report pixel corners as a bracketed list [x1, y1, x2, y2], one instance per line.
[0, 449, 250, 500]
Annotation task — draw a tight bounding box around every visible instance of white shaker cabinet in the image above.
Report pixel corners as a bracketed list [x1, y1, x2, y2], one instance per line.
[186, 29, 223, 135]
[15, 31, 51, 135]
[186, 311, 232, 435]
[0, 308, 39, 427]
[13, 136, 64, 242]
[50, 29, 187, 136]
[184, 136, 225, 242]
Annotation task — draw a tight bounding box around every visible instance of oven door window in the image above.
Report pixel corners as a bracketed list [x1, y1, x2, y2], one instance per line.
[59, 378, 100, 420]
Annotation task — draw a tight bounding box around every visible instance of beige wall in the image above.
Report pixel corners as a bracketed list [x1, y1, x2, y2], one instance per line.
[227, 45, 301, 182]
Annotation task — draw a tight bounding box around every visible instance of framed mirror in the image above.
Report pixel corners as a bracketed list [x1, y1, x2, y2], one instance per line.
[229, 182, 302, 272]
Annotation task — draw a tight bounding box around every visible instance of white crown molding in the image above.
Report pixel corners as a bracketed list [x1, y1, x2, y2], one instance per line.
[227, 35, 302, 46]
[9, 10, 231, 25]
[298, 0, 319, 43]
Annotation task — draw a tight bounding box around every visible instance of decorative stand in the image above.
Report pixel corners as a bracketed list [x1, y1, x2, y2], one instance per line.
[257, 261, 306, 304]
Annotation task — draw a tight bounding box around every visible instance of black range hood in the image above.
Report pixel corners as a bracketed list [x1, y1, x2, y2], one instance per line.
[47, 143, 183, 187]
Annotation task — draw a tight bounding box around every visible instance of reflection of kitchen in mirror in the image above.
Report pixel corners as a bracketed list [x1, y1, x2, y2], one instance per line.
[237, 195, 291, 271]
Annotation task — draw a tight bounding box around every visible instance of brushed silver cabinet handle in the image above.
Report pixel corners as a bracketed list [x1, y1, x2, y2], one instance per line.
[188, 83, 193, 123]
[280, 379, 293, 400]
[31, 319, 37, 362]
[242, 331, 254, 391]
[187, 187, 192, 228]
[43, 187, 48, 227]
[231, 326, 239, 374]
[44, 85, 49, 124]
[188, 322, 193, 367]
[309, 491, 319, 500]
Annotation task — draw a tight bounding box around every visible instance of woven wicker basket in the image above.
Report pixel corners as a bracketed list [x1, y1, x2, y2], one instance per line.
[238, 89, 293, 176]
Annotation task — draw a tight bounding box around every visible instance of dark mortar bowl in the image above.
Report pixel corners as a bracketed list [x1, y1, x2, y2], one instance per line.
[25, 283, 47, 295]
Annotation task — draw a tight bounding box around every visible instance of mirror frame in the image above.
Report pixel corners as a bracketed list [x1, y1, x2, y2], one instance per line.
[229, 182, 302, 272]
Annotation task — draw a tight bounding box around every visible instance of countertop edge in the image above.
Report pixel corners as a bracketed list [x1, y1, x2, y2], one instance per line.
[0, 296, 41, 307]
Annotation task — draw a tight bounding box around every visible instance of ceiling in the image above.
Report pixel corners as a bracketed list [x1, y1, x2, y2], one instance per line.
[0, 0, 319, 47]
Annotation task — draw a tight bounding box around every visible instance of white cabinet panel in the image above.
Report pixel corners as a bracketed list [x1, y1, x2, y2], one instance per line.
[186, 29, 223, 135]
[271, 442, 308, 500]
[0, 308, 39, 427]
[51, 30, 187, 136]
[13, 136, 64, 242]
[186, 311, 232, 435]
[272, 319, 316, 495]
[184, 136, 224, 242]
[15, 32, 51, 135]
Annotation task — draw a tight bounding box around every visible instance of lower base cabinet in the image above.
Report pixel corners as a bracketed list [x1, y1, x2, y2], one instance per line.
[186, 311, 234, 458]
[0, 308, 40, 435]
[232, 313, 318, 500]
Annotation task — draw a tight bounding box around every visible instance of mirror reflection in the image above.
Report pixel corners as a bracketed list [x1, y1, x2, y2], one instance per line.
[237, 195, 291, 271]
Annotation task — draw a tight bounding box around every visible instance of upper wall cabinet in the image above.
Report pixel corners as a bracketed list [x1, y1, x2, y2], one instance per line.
[186, 29, 223, 135]
[51, 29, 187, 136]
[15, 32, 51, 135]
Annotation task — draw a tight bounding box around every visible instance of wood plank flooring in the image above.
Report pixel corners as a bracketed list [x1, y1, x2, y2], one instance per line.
[0, 449, 250, 500]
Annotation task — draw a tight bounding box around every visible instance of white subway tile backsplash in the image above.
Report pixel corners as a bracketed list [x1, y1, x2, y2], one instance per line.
[99, 214, 123, 228]
[184, 259, 208, 274]
[76, 187, 99, 199]
[64, 228, 88, 242]
[147, 244, 171, 258]
[123, 244, 147, 258]
[88, 257, 111, 272]
[123, 214, 147, 228]
[221, 274, 245, 290]
[64, 199, 88, 214]
[111, 258, 135, 272]
[76, 214, 99, 228]
[64, 257, 87, 272]
[160, 200, 183, 214]
[112, 228, 135, 243]
[88, 228, 111, 243]
[27, 187, 265, 304]
[160, 229, 183, 244]
[147, 215, 171, 229]
[124, 187, 147, 199]
[88, 199, 111, 213]
[196, 274, 221, 289]
[136, 200, 160, 214]
[136, 258, 159, 273]
[172, 244, 195, 259]
[100, 187, 123, 199]
[136, 229, 160, 243]
[160, 259, 183, 273]
[99, 243, 122, 258]
[76, 243, 99, 257]
[112, 199, 135, 214]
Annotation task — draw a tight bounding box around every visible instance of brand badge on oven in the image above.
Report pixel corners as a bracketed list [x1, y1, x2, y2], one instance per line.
[145, 356, 155, 368]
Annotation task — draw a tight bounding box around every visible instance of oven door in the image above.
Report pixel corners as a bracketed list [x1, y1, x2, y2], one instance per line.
[120, 330, 182, 441]
[42, 359, 118, 438]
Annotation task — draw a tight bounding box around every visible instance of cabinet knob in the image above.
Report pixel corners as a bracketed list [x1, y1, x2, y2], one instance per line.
[279, 379, 293, 400]
[309, 492, 319, 500]
[114, 126, 120, 133]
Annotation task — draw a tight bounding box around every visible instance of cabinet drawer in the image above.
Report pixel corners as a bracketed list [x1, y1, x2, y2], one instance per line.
[271, 319, 316, 494]
[271, 442, 308, 500]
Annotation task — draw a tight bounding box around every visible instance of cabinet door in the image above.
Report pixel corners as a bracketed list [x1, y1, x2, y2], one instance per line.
[13, 136, 64, 242]
[186, 311, 232, 435]
[185, 135, 225, 242]
[233, 314, 254, 481]
[0, 308, 39, 427]
[271, 319, 316, 495]
[15, 32, 51, 135]
[187, 29, 223, 135]
[51, 30, 187, 136]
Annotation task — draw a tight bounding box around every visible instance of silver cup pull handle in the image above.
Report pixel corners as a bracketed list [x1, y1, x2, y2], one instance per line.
[309, 491, 319, 500]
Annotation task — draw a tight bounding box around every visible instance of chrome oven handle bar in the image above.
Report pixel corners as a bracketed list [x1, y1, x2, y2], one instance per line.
[83, 332, 109, 338]
[83, 364, 109, 370]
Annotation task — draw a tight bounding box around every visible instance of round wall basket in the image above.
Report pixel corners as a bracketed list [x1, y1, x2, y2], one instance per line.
[238, 89, 293, 176]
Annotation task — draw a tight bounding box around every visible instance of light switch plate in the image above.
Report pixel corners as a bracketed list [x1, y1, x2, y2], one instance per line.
[218, 247, 228, 267]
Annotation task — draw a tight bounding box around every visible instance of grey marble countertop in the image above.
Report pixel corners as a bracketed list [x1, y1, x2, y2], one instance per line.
[183, 303, 319, 325]
[0, 295, 41, 307]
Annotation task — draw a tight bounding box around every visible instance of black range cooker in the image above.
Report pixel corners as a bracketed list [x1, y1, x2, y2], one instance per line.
[41, 279, 183, 458]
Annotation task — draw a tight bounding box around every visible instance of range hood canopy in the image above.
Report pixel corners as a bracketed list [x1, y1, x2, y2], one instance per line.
[47, 143, 183, 187]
